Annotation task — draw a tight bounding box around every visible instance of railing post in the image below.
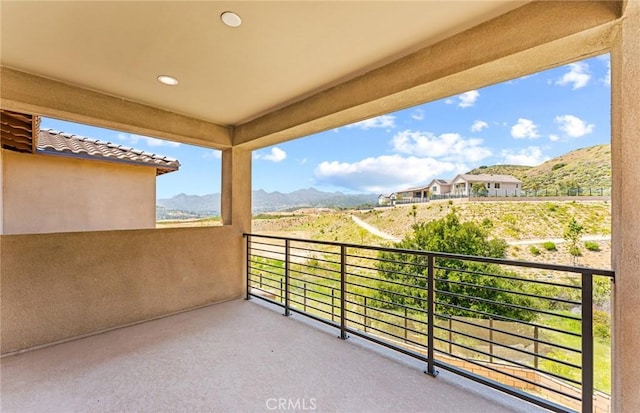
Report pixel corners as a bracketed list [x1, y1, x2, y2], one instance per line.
[339, 245, 348, 340]
[534, 325, 539, 369]
[426, 253, 438, 376]
[331, 288, 336, 322]
[489, 318, 494, 363]
[245, 235, 251, 300]
[581, 271, 594, 413]
[364, 296, 368, 333]
[303, 283, 307, 312]
[284, 239, 291, 316]
[404, 307, 408, 343]
[448, 318, 453, 355]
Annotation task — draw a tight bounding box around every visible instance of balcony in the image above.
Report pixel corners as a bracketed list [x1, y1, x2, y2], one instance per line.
[244, 234, 615, 413]
[3, 298, 546, 413]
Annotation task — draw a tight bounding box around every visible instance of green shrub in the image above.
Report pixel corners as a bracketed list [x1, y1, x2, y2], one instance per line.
[585, 241, 601, 251]
[542, 241, 557, 251]
[529, 245, 541, 255]
[594, 310, 611, 340]
[569, 246, 582, 257]
[546, 204, 558, 212]
[552, 163, 567, 171]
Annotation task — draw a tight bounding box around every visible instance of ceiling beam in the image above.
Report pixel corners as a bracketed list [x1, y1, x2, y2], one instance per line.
[0, 67, 232, 149]
[234, 0, 621, 150]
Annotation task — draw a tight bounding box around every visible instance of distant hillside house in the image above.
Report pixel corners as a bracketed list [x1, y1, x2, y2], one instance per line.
[377, 193, 397, 206]
[451, 174, 522, 197]
[1, 111, 179, 234]
[426, 179, 452, 196]
[396, 185, 429, 202]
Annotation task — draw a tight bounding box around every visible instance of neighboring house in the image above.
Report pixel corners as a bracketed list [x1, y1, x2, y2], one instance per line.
[396, 185, 429, 201]
[450, 174, 522, 197]
[1, 113, 179, 234]
[378, 194, 393, 206]
[426, 179, 452, 196]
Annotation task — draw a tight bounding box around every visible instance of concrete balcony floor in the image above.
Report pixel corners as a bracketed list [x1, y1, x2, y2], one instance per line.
[1, 299, 545, 412]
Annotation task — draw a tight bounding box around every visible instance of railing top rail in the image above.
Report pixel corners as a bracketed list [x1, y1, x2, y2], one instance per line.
[243, 232, 615, 278]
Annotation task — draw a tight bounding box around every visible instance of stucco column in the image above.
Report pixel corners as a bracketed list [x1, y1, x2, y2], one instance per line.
[611, 1, 640, 412]
[221, 147, 252, 231]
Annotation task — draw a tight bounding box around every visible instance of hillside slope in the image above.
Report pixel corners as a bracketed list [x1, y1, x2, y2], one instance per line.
[468, 144, 611, 190]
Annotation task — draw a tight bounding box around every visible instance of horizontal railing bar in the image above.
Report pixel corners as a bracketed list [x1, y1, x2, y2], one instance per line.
[289, 276, 338, 291]
[435, 301, 582, 337]
[248, 272, 283, 285]
[248, 266, 284, 279]
[433, 323, 582, 370]
[433, 336, 582, 386]
[345, 268, 428, 290]
[244, 233, 615, 277]
[436, 277, 582, 305]
[346, 280, 429, 303]
[289, 286, 335, 302]
[345, 317, 428, 348]
[434, 360, 579, 411]
[346, 290, 426, 316]
[434, 265, 583, 290]
[435, 344, 583, 400]
[435, 289, 582, 321]
[434, 314, 580, 355]
[289, 292, 333, 309]
[346, 328, 430, 363]
[344, 306, 428, 338]
[289, 268, 340, 282]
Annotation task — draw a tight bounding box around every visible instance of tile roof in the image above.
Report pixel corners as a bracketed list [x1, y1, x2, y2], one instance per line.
[37, 129, 180, 175]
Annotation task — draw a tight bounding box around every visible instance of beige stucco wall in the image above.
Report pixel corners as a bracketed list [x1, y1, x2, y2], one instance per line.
[0, 226, 245, 353]
[2, 149, 157, 234]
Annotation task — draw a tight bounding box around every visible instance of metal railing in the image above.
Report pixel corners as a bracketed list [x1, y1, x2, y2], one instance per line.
[244, 233, 614, 413]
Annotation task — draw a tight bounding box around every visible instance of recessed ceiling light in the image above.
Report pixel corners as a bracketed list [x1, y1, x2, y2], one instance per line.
[221, 11, 242, 28]
[157, 75, 179, 86]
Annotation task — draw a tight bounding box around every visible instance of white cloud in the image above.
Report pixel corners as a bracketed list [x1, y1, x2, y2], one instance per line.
[510, 118, 540, 139]
[602, 58, 611, 86]
[501, 146, 549, 166]
[471, 120, 489, 132]
[556, 62, 591, 90]
[555, 115, 595, 138]
[314, 155, 465, 194]
[444, 90, 479, 108]
[549, 134, 560, 142]
[202, 150, 222, 160]
[411, 109, 425, 121]
[254, 147, 287, 162]
[346, 115, 396, 130]
[390, 130, 492, 163]
[117, 133, 181, 148]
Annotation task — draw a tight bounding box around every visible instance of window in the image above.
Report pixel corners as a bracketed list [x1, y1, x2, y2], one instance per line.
[495, 183, 501, 189]
[487, 183, 491, 188]
[432, 186, 437, 192]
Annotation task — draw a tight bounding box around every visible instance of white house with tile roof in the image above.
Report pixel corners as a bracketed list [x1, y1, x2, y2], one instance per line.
[426, 178, 453, 196]
[1, 125, 179, 234]
[450, 173, 522, 197]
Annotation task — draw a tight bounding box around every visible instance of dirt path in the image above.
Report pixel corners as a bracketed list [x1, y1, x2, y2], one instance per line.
[351, 215, 401, 243]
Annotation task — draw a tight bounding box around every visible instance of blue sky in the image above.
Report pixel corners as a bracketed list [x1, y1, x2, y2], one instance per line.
[42, 54, 611, 199]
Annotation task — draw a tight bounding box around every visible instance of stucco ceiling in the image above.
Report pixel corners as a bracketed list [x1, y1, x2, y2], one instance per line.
[1, 1, 529, 127]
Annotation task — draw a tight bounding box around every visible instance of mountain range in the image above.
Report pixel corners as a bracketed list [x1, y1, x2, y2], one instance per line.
[156, 188, 378, 219]
[157, 144, 611, 219]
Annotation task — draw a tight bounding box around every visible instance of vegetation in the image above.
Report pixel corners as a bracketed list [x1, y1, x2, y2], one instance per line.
[563, 217, 584, 264]
[466, 144, 611, 192]
[542, 241, 557, 251]
[376, 211, 537, 321]
[471, 182, 489, 197]
[529, 245, 541, 255]
[585, 241, 601, 251]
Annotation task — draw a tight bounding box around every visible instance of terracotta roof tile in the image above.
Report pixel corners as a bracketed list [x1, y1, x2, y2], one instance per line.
[37, 129, 180, 175]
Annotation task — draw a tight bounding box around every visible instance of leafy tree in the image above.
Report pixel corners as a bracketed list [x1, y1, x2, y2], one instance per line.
[471, 182, 489, 197]
[564, 217, 584, 264]
[376, 211, 537, 321]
